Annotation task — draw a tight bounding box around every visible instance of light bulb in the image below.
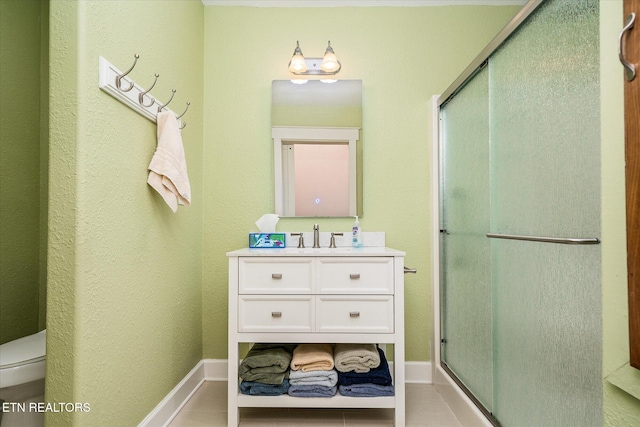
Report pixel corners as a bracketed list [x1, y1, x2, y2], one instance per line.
[288, 41, 307, 73]
[321, 41, 340, 73]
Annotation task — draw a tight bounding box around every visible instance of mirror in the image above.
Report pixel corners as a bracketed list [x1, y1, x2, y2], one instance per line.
[271, 80, 362, 217]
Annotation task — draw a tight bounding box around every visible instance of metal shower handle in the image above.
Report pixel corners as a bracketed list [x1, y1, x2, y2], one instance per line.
[619, 12, 636, 81]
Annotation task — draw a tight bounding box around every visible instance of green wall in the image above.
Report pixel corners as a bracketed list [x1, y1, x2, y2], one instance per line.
[601, 1, 640, 425]
[43, 2, 640, 426]
[47, 1, 204, 425]
[202, 5, 520, 362]
[0, 0, 48, 345]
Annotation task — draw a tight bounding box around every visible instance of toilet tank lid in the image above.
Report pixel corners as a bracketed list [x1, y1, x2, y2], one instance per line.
[0, 330, 46, 369]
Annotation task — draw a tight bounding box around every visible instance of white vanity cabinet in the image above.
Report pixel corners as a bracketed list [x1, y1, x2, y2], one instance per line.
[227, 247, 406, 426]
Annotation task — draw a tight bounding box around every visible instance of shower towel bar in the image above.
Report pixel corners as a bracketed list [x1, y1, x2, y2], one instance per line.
[486, 233, 600, 245]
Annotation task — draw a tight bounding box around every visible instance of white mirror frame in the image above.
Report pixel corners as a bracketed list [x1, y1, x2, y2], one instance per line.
[272, 126, 360, 217]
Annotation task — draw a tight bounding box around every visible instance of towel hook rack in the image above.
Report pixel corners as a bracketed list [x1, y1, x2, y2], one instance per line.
[99, 56, 194, 131]
[180, 122, 187, 130]
[176, 102, 190, 120]
[115, 54, 139, 92]
[158, 89, 176, 112]
[138, 73, 159, 107]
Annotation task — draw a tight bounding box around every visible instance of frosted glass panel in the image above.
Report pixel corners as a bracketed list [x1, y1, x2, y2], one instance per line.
[489, 0, 601, 425]
[439, 0, 601, 425]
[492, 242, 601, 426]
[440, 66, 493, 410]
[489, 0, 600, 238]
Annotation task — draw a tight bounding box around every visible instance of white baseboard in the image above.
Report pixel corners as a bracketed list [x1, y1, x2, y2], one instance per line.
[203, 358, 228, 381]
[139, 359, 432, 427]
[433, 365, 492, 427]
[405, 361, 432, 384]
[138, 361, 206, 427]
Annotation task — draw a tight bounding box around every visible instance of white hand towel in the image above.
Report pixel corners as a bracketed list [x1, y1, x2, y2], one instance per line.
[147, 111, 191, 212]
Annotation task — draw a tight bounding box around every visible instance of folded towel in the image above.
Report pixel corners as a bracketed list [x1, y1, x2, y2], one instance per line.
[240, 379, 290, 396]
[289, 368, 338, 387]
[338, 347, 392, 386]
[290, 343, 334, 372]
[147, 111, 191, 213]
[334, 343, 380, 373]
[239, 344, 295, 385]
[338, 383, 394, 397]
[288, 384, 337, 398]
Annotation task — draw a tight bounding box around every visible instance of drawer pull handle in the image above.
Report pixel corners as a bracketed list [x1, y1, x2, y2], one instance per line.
[349, 273, 360, 279]
[349, 311, 360, 318]
[271, 311, 282, 318]
[271, 273, 283, 279]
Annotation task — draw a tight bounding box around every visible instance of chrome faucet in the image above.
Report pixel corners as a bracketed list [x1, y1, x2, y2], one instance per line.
[291, 232, 305, 248]
[329, 232, 343, 248]
[313, 224, 320, 248]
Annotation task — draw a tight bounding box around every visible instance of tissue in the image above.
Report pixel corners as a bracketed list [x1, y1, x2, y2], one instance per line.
[255, 214, 280, 232]
[250, 214, 285, 248]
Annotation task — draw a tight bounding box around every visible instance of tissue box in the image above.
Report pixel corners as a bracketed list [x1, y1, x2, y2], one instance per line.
[249, 233, 286, 248]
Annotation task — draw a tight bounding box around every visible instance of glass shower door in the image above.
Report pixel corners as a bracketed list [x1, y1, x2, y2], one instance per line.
[440, 65, 493, 412]
[439, 0, 602, 425]
[488, 0, 601, 425]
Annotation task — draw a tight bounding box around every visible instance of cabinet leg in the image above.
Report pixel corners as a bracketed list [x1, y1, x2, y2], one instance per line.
[393, 396, 405, 427]
[228, 342, 239, 426]
[227, 407, 239, 427]
[393, 345, 405, 427]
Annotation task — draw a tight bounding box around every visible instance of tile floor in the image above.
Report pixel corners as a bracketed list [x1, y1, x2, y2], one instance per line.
[168, 381, 463, 427]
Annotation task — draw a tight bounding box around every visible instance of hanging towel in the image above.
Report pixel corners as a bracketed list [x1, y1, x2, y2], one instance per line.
[334, 343, 380, 373]
[147, 111, 191, 212]
[290, 343, 334, 372]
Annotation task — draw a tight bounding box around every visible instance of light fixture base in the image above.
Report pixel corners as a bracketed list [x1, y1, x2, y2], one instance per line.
[291, 57, 342, 76]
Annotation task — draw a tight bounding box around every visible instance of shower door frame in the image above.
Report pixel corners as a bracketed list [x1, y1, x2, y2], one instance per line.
[430, 94, 495, 427]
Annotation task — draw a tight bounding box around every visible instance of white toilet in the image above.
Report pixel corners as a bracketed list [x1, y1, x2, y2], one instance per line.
[0, 330, 46, 427]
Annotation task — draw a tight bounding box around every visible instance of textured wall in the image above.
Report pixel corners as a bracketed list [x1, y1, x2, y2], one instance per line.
[47, 1, 204, 425]
[0, 0, 45, 345]
[40, 2, 640, 426]
[202, 5, 520, 361]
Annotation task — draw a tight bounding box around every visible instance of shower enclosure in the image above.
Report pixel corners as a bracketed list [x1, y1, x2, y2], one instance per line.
[434, 0, 602, 425]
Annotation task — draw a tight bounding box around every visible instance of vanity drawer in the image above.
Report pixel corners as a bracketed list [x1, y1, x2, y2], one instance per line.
[239, 257, 313, 294]
[238, 295, 313, 333]
[316, 295, 394, 333]
[317, 257, 394, 294]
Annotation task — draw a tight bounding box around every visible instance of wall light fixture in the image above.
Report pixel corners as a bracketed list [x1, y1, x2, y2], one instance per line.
[288, 41, 342, 76]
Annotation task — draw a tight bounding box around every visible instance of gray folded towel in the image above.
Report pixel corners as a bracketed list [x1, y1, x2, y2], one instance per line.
[289, 368, 338, 387]
[240, 379, 290, 396]
[334, 343, 380, 373]
[288, 384, 337, 398]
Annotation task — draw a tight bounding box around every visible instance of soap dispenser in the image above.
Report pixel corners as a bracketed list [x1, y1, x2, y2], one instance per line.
[352, 216, 362, 248]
